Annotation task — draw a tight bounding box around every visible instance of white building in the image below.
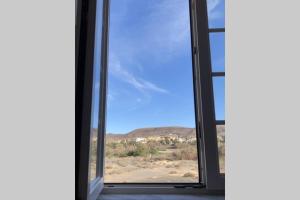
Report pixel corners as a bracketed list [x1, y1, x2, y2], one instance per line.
[135, 137, 146, 143]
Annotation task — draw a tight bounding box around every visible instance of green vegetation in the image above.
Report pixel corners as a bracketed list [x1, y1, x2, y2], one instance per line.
[105, 140, 198, 161]
[106, 142, 159, 158]
[171, 145, 198, 160]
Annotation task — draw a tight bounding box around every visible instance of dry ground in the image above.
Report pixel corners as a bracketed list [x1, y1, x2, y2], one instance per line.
[104, 156, 199, 183]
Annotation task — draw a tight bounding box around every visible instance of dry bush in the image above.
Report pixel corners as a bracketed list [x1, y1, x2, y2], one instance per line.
[172, 145, 198, 160]
[217, 135, 225, 158]
[217, 134, 225, 172]
[106, 141, 159, 158]
[106, 140, 198, 161]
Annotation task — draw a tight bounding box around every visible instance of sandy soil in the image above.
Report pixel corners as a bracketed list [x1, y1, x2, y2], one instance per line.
[104, 156, 199, 183]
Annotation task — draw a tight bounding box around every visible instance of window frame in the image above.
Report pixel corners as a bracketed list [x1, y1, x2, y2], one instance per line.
[103, 0, 225, 190]
[189, 0, 225, 189]
[102, 0, 225, 190]
[209, 11, 225, 177]
[104, 0, 203, 187]
[76, 0, 225, 196]
[76, 0, 110, 199]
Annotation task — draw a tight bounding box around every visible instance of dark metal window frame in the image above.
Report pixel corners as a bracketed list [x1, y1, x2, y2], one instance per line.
[104, 0, 204, 187]
[76, 0, 110, 199]
[189, 0, 225, 189]
[209, 17, 225, 177]
[103, 0, 224, 190]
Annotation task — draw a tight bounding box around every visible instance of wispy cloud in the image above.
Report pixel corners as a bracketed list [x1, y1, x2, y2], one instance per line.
[109, 0, 191, 67]
[207, 0, 223, 20]
[110, 0, 223, 72]
[109, 56, 169, 94]
[143, 0, 190, 58]
[108, 0, 194, 106]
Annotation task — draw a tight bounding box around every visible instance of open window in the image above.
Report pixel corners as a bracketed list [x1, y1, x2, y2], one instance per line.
[208, 0, 225, 176]
[76, 0, 109, 199]
[76, 0, 225, 198]
[104, 0, 200, 185]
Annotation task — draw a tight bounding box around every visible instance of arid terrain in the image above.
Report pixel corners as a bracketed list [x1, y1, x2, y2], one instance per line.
[102, 126, 225, 183]
[105, 157, 198, 183]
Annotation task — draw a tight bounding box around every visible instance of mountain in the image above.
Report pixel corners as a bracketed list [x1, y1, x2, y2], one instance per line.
[127, 127, 196, 138]
[97, 125, 224, 140]
[106, 126, 196, 140]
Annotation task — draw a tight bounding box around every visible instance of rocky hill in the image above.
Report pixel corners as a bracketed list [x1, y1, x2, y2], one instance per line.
[98, 125, 224, 141]
[106, 126, 196, 141]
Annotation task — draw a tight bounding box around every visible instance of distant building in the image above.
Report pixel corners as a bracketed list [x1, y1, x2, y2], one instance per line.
[135, 137, 146, 143]
[177, 138, 185, 143]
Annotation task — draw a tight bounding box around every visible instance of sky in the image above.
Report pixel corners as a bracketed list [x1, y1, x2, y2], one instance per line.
[92, 0, 225, 134]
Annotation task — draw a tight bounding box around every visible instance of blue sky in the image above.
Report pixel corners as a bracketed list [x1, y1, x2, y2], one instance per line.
[92, 0, 224, 133]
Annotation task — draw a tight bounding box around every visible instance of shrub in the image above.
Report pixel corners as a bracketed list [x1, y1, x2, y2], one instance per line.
[105, 139, 198, 160]
[127, 144, 159, 157]
[105, 142, 159, 157]
[172, 145, 198, 160]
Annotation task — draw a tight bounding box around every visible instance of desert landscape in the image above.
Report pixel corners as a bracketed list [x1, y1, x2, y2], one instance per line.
[103, 126, 225, 183]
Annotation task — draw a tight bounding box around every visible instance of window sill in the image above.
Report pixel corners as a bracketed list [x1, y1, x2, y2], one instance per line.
[102, 184, 224, 195]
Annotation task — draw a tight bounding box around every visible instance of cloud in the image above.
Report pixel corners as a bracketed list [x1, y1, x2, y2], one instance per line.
[107, 0, 196, 105]
[144, 0, 190, 57]
[110, 0, 223, 71]
[109, 56, 169, 94]
[109, 0, 192, 67]
[207, 0, 223, 20]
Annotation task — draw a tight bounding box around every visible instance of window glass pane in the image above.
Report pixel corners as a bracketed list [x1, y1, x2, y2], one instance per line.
[213, 77, 225, 120]
[89, 0, 103, 182]
[210, 32, 225, 72]
[207, 0, 225, 28]
[105, 0, 199, 183]
[217, 124, 225, 173]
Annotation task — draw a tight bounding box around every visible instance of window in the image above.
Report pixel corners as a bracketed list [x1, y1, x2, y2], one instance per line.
[208, 0, 225, 174]
[76, 0, 109, 199]
[210, 33, 225, 72]
[213, 76, 225, 174]
[88, 5, 103, 180]
[76, 1, 225, 197]
[104, 0, 199, 184]
[207, 0, 225, 28]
